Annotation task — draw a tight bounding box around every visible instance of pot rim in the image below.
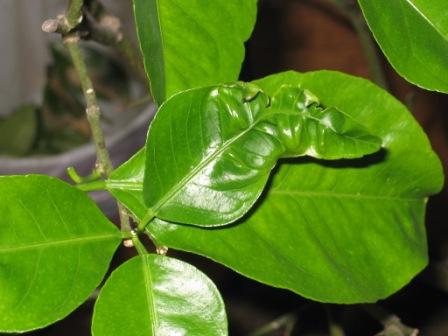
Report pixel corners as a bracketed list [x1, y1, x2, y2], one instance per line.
[0, 104, 154, 169]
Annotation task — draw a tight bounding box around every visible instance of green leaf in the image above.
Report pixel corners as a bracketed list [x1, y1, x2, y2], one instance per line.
[0, 175, 121, 332]
[92, 254, 227, 336]
[107, 148, 147, 221]
[140, 83, 380, 226]
[358, 0, 448, 93]
[0, 106, 37, 156]
[108, 149, 147, 220]
[108, 70, 443, 303]
[133, 0, 258, 105]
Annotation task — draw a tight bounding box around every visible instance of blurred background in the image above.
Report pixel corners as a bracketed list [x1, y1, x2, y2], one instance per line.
[0, 0, 447, 335]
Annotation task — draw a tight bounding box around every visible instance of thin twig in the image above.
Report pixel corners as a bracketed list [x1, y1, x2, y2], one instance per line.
[144, 228, 168, 255]
[64, 36, 132, 232]
[42, 0, 146, 84]
[76, 179, 107, 192]
[64, 37, 113, 177]
[43, 0, 133, 233]
[65, 0, 84, 31]
[131, 230, 149, 256]
[117, 205, 132, 234]
[85, 0, 146, 81]
[328, 0, 389, 90]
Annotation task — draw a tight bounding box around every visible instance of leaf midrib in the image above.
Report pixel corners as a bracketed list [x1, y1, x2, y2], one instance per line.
[109, 176, 424, 202]
[150, 121, 257, 214]
[272, 189, 422, 202]
[107, 181, 143, 191]
[141, 256, 158, 335]
[0, 233, 120, 253]
[110, 176, 422, 203]
[149, 106, 379, 214]
[405, 0, 448, 43]
[261, 110, 380, 147]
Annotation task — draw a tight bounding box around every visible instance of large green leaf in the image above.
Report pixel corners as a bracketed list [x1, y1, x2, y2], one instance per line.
[358, 0, 448, 93]
[92, 254, 227, 336]
[140, 84, 380, 226]
[133, 0, 258, 104]
[0, 175, 121, 332]
[108, 70, 443, 303]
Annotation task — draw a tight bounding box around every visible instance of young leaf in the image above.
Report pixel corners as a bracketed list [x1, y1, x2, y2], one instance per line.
[92, 254, 227, 336]
[133, 0, 258, 105]
[0, 175, 121, 332]
[107, 149, 147, 220]
[141, 84, 381, 226]
[358, 0, 448, 93]
[107, 70, 443, 303]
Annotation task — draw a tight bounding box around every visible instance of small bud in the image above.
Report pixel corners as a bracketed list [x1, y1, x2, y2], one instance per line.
[123, 239, 134, 248]
[156, 246, 168, 255]
[42, 19, 59, 33]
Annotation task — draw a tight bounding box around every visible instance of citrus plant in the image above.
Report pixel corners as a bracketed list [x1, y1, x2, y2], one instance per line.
[0, 0, 444, 335]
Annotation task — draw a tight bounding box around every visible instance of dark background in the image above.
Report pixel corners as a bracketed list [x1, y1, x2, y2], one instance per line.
[6, 0, 448, 335]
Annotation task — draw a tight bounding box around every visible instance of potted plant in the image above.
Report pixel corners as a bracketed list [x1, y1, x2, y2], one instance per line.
[0, 0, 444, 335]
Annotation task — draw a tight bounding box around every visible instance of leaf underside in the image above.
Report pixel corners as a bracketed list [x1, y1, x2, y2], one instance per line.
[0, 175, 121, 332]
[92, 254, 227, 336]
[108, 70, 443, 303]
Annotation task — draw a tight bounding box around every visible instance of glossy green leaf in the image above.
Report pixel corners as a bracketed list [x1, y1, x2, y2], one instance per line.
[358, 0, 448, 93]
[0, 175, 121, 332]
[107, 148, 146, 221]
[92, 254, 227, 336]
[108, 70, 443, 303]
[108, 149, 147, 221]
[140, 84, 380, 226]
[133, 0, 258, 104]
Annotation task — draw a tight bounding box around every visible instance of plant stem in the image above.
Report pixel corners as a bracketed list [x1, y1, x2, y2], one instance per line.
[118, 205, 132, 234]
[61, 0, 132, 233]
[65, 0, 84, 31]
[67, 166, 101, 184]
[144, 228, 168, 255]
[328, 0, 389, 90]
[65, 38, 113, 177]
[76, 179, 107, 192]
[85, 0, 146, 82]
[43, 0, 146, 83]
[351, 14, 388, 90]
[138, 209, 156, 231]
[131, 233, 149, 256]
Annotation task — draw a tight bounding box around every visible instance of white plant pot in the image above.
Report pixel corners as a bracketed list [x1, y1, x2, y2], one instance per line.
[0, 105, 154, 217]
[0, 0, 149, 217]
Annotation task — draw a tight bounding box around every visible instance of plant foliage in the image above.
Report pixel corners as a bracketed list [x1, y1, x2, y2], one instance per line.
[0, 0, 445, 334]
[358, 0, 448, 92]
[108, 70, 443, 303]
